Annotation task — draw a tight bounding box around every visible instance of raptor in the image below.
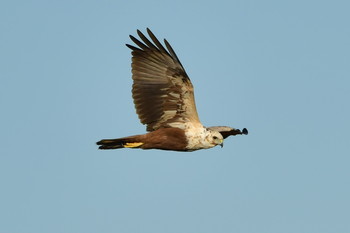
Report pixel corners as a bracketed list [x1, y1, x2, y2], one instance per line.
[97, 29, 248, 151]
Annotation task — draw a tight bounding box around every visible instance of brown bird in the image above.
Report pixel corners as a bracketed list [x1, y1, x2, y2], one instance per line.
[97, 29, 248, 152]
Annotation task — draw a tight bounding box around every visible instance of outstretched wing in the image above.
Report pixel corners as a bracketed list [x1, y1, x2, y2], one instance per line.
[126, 28, 201, 131]
[208, 126, 248, 139]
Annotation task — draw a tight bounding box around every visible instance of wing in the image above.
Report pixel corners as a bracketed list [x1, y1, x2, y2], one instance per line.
[126, 28, 201, 131]
[208, 126, 248, 139]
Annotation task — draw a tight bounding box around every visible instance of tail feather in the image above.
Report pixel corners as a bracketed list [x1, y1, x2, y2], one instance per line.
[96, 139, 124, 149]
[96, 137, 143, 150]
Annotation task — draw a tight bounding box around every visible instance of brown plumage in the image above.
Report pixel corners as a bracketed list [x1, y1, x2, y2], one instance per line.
[127, 29, 200, 131]
[96, 29, 248, 152]
[97, 128, 187, 151]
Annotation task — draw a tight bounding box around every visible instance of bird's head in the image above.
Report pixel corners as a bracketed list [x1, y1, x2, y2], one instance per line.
[206, 129, 224, 148]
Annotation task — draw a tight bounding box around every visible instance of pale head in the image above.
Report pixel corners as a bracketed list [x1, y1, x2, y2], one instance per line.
[205, 129, 224, 148]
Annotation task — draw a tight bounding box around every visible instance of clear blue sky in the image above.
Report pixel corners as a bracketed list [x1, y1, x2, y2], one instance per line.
[1, 0, 349, 232]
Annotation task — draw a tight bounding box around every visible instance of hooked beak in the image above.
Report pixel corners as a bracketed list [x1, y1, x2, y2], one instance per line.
[220, 139, 224, 148]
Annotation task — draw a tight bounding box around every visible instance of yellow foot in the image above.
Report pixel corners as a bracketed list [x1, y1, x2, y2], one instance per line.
[124, 142, 144, 148]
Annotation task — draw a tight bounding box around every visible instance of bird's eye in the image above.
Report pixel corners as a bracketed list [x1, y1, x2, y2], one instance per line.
[213, 136, 218, 140]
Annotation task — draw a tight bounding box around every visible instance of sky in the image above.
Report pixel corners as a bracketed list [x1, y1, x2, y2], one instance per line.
[1, 0, 350, 232]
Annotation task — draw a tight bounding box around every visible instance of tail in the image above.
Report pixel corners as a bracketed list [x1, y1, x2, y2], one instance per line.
[96, 137, 144, 150]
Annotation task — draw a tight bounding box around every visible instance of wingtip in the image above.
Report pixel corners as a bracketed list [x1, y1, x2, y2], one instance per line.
[146, 28, 155, 38]
[125, 43, 133, 49]
[136, 29, 144, 37]
[242, 128, 248, 135]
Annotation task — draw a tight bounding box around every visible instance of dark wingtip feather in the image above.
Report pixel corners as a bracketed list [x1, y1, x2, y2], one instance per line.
[126, 43, 142, 51]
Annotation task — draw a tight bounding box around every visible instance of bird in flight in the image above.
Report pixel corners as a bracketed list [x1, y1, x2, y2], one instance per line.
[97, 28, 248, 152]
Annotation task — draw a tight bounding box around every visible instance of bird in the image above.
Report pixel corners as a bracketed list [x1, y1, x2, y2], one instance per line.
[96, 28, 248, 152]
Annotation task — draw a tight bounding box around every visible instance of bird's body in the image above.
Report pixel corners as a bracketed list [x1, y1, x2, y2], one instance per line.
[97, 29, 247, 152]
[98, 123, 225, 151]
